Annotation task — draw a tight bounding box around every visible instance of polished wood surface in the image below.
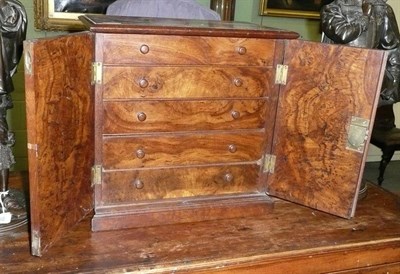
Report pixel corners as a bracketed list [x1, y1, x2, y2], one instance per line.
[24, 33, 95, 256]
[102, 132, 265, 168]
[1, 173, 399, 273]
[100, 34, 278, 66]
[267, 40, 387, 219]
[102, 67, 273, 99]
[80, 15, 300, 39]
[90, 24, 283, 232]
[101, 164, 261, 202]
[103, 100, 268, 133]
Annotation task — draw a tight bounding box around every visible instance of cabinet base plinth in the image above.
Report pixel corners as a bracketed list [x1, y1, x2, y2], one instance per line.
[92, 194, 273, 232]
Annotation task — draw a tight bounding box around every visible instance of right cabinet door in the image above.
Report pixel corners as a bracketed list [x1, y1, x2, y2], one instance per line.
[267, 39, 387, 218]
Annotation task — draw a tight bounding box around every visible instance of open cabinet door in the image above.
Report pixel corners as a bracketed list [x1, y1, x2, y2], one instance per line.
[267, 40, 387, 218]
[24, 32, 94, 256]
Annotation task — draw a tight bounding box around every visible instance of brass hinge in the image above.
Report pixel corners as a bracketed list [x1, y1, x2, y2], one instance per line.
[275, 64, 288, 85]
[92, 62, 103, 85]
[91, 165, 102, 187]
[346, 116, 370, 153]
[24, 46, 33, 76]
[263, 154, 276, 173]
[27, 143, 38, 157]
[31, 230, 42, 256]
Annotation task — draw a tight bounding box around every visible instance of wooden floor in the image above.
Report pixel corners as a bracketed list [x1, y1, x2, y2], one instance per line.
[1, 174, 400, 273]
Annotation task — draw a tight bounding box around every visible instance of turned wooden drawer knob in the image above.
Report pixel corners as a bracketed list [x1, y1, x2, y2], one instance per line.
[136, 149, 146, 159]
[233, 78, 243, 87]
[228, 144, 237, 153]
[237, 46, 247, 55]
[224, 173, 234, 183]
[133, 179, 144, 189]
[231, 110, 240, 119]
[140, 44, 150, 54]
[139, 78, 149, 88]
[137, 112, 147, 122]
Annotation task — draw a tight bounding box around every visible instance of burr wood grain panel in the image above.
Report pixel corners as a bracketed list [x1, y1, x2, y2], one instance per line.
[102, 66, 274, 99]
[267, 40, 387, 218]
[101, 34, 277, 66]
[24, 32, 94, 256]
[102, 131, 265, 169]
[103, 99, 269, 133]
[100, 164, 261, 204]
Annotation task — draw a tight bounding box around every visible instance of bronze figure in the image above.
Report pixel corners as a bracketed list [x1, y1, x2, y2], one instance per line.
[0, 0, 27, 223]
[321, 0, 400, 106]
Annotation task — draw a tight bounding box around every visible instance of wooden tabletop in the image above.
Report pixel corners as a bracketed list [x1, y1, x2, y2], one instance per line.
[1, 173, 399, 273]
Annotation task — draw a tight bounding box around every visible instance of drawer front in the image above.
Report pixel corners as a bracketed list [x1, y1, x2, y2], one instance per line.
[99, 165, 261, 205]
[102, 131, 265, 169]
[101, 34, 276, 66]
[103, 99, 268, 134]
[102, 66, 274, 99]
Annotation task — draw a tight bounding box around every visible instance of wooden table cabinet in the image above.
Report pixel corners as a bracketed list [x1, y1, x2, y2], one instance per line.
[23, 15, 387, 256]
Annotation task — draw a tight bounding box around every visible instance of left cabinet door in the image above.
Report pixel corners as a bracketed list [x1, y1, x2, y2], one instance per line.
[24, 32, 95, 256]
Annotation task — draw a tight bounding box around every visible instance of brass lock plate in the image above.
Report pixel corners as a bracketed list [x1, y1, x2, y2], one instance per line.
[346, 116, 370, 153]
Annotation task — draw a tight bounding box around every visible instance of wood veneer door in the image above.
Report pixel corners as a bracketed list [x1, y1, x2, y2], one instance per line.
[24, 32, 94, 256]
[267, 40, 387, 218]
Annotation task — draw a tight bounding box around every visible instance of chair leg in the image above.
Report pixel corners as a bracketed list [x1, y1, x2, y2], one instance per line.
[378, 148, 395, 186]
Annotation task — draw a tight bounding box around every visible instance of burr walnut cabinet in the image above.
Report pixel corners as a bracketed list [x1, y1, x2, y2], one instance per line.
[23, 15, 387, 256]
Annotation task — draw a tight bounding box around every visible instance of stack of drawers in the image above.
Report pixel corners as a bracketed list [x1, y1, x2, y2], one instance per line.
[92, 33, 279, 231]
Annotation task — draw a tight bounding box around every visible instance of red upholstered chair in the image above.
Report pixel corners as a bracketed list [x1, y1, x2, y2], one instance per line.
[370, 104, 400, 185]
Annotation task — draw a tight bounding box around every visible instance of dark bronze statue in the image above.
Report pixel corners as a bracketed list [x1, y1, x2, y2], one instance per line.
[0, 0, 26, 223]
[380, 47, 400, 105]
[321, 0, 400, 106]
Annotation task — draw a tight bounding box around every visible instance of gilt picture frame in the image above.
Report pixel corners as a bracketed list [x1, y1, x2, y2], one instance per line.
[259, 0, 334, 19]
[34, 0, 116, 31]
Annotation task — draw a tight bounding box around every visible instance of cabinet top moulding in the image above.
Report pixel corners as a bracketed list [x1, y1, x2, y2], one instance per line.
[79, 14, 300, 39]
